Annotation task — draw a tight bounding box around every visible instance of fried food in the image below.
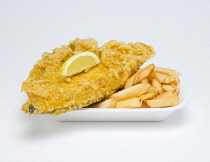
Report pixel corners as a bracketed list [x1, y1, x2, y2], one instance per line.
[145, 91, 179, 108]
[115, 98, 142, 108]
[133, 64, 155, 85]
[90, 99, 116, 108]
[21, 38, 155, 115]
[138, 93, 156, 101]
[109, 83, 150, 101]
[124, 64, 154, 89]
[141, 78, 149, 84]
[88, 64, 180, 109]
[147, 86, 158, 95]
[162, 85, 175, 92]
[152, 78, 164, 94]
[154, 72, 175, 84]
[175, 88, 180, 95]
[155, 67, 180, 85]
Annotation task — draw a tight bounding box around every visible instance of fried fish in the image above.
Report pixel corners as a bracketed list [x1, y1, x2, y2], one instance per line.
[21, 38, 155, 115]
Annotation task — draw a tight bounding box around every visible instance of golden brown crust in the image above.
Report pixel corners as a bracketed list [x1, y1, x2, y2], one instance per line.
[21, 38, 155, 115]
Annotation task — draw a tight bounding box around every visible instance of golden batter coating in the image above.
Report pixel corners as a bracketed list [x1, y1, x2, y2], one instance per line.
[21, 38, 155, 115]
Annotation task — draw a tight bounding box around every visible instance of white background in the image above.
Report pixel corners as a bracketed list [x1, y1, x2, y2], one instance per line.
[0, 0, 210, 161]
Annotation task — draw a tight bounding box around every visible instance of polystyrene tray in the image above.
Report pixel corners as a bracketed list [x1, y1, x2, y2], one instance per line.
[55, 79, 187, 122]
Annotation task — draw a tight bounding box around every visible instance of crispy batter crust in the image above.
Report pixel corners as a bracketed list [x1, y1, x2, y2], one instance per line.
[21, 38, 155, 115]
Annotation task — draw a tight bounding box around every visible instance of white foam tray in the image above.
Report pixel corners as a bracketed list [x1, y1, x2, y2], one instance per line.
[54, 79, 187, 122]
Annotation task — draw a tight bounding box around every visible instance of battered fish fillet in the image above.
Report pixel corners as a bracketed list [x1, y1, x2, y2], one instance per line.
[21, 38, 155, 115]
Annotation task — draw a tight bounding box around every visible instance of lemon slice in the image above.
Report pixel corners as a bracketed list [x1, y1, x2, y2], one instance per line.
[59, 51, 100, 78]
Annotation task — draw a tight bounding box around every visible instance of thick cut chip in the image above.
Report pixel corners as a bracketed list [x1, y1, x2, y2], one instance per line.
[115, 98, 142, 108]
[133, 64, 155, 85]
[141, 78, 149, 84]
[141, 101, 148, 108]
[110, 83, 150, 101]
[175, 88, 180, 95]
[155, 67, 180, 85]
[145, 91, 179, 108]
[162, 85, 175, 92]
[138, 93, 156, 101]
[155, 67, 173, 74]
[90, 99, 116, 108]
[147, 86, 158, 95]
[124, 64, 154, 89]
[152, 78, 164, 94]
[155, 72, 174, 84]
[147, 70, 156, 81]
[124, 75, 135, 89]
[155, 91, 176, 99]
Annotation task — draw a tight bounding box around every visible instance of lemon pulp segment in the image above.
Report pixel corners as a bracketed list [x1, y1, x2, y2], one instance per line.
[59, 51, 100, 78]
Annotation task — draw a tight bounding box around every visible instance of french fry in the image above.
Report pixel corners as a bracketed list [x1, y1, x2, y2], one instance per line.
[175, 88, 180, 95]
[111, 64, 181, 109]
[124, 75, 135, 89]
[147, 70, 156, 81]
[124, 64, 155, 89]
[124, 69, 142, 89]
[152, 78, 164, 94]
[141, 78, 149, 84]
[123, 70, 144, 89]
[169, 83, 176, 87]
[170, 71, 180, 85]
[155, 71, 174, 84]
[145, 97, 179, 108]
[145, 92, 179, 108]
[138, 93, 156, 101]
[90, 99, 116, 108]
[115, 98, 142, 108]
[155, 67, 173, 74]
[141, 101, 148, 108]
[147, 86, 158, 95]
[133, 64, 155, 85]
[162, 85, 175, 92]
[155, 91, 176, 99]
[155, 67, 180, 85]
[110, 83, 150, 101]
